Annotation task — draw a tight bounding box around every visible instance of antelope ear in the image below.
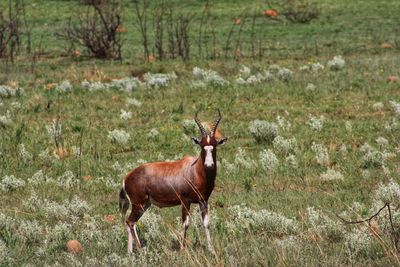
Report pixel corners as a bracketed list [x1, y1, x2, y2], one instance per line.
[217, 137, 227, 146]
[191, 137, 201, 145]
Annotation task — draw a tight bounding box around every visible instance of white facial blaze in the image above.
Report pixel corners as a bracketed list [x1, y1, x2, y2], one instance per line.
[204, 145, 214, 167]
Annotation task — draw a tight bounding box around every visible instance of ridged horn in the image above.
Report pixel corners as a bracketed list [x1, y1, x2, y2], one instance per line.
[194, 111, 207, 137]
[211, 109, 221, 137]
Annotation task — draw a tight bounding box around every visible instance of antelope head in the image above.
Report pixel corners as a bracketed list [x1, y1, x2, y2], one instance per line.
[192, 110, 227, 168]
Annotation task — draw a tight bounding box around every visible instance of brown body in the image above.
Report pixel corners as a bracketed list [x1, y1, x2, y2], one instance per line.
[124, 154, 216, 210]
[119, 110, 226, 254]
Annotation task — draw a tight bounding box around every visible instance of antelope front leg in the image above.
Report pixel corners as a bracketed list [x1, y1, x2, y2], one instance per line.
[200, 203, 215, 253]
[180, 202, 191, 250]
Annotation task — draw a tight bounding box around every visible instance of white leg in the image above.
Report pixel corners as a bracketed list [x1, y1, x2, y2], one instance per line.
[126, 225, 134, 254]
[132, 223, 141, 248]
[181, 203, 190, 250]
[201, 206, 215, 253]
[182, 215, 190, 249]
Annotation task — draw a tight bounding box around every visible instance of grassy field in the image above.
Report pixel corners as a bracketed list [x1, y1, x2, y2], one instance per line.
[1, 0, 400, 266]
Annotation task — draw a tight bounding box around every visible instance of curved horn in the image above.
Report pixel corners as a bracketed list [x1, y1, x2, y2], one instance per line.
[194, 111, 207, 137]
[211, 109, 222, 137]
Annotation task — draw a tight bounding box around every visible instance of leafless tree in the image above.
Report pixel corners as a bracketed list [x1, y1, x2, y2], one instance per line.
[60, 0, 123, 59]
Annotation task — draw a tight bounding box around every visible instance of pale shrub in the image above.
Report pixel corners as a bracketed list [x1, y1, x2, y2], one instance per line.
[345, 229, 372, 257]
[57, 171, 79, 189]
[273, 136, 297, 155]
[126, 98, 142, 108]
[16, 220, 42, 243]
[372, 102, 384, 111]
[143, 73, 170, 89]
[320, 168, 344, 181]
[259, 149, 279, 171]
[110, 77, 142, 92]
[18, 144, 33, 163]
[55, 80, 73, 93]
[276, 115, 292, 131]
[0, 85, 24, 98]
[0, 110, 12, 127]
[389, 100, 400, 117]
[311, 143, 329, 166]
[274, 235, 298, 250]
[311, 62, 324, 71]
[0, 175, 25, 192]
[277, 67, 293, 81]
[192, 67, 229, 87]
[362, 149, 384, 168]
[375, 136, 389, 148]
[0, 213, 16, 237]
[0, 239, 8, 262]
[285, 154, 298, 168]
[227, 204, 298, 235]
[249, 120, 278, 143]
[307, 206, 345, 240]
[120, 109, 132, 120]
[221, 158, 237, 175]
[182, 119, 197, 135]
[139, 210, 162, 242]
[239, 65, 251, 78]
[234, 147, 256, 169]
[147, 128, 160, 139]
[374, 180, 400, 206]
[305, 83, 316, 92]
[327, 55, 345, 70]
[307, 115, 325, 131]
[28, 170, 50, 185]
[101, 253, 130, 266]
[108, 129, 130, 145]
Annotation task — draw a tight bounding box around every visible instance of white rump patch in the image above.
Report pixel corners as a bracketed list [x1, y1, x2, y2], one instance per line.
[204, 145, 214, 167]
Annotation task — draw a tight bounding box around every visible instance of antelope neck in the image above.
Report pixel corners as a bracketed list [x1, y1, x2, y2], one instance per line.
[197, 148, 217, 177]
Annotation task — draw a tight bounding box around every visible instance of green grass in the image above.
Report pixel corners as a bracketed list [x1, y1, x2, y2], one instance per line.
[0, 0, 400, 266]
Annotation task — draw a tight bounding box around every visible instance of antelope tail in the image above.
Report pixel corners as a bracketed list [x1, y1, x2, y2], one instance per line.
[119, 184, 130, 224]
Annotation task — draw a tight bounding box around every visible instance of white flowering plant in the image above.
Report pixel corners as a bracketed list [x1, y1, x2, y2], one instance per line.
[249, 120, 278, 143]
[108, 129, 130, 145]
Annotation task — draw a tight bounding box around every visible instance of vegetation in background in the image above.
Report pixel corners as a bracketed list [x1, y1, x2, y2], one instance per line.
[0, 0, 400, 266]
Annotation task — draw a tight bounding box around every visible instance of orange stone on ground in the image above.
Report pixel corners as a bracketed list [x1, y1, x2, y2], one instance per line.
[112, 95, 121, 102]
[103, 214, 116, 224]
[380, 42, 394, 49]
[46, 83, 57, 90]
[116, 25, 127, 33]
[53, 147, 69, 159]
[73, 50, 81, 57]
[82, 175, 92, 181]
[147, 54, 156, 63]
[263, 9, 278, 18]
[66, 240, 83, 253]
[387, 76, 399, 82]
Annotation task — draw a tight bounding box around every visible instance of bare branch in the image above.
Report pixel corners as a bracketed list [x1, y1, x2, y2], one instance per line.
[335, 203, 388, 225]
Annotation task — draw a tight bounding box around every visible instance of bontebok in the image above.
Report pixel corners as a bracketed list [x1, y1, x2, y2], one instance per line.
[119, 110, 227, 253]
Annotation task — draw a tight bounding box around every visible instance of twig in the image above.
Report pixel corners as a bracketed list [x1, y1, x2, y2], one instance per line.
[335, 203, 388, 225]
[387, 203, 395, 232]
